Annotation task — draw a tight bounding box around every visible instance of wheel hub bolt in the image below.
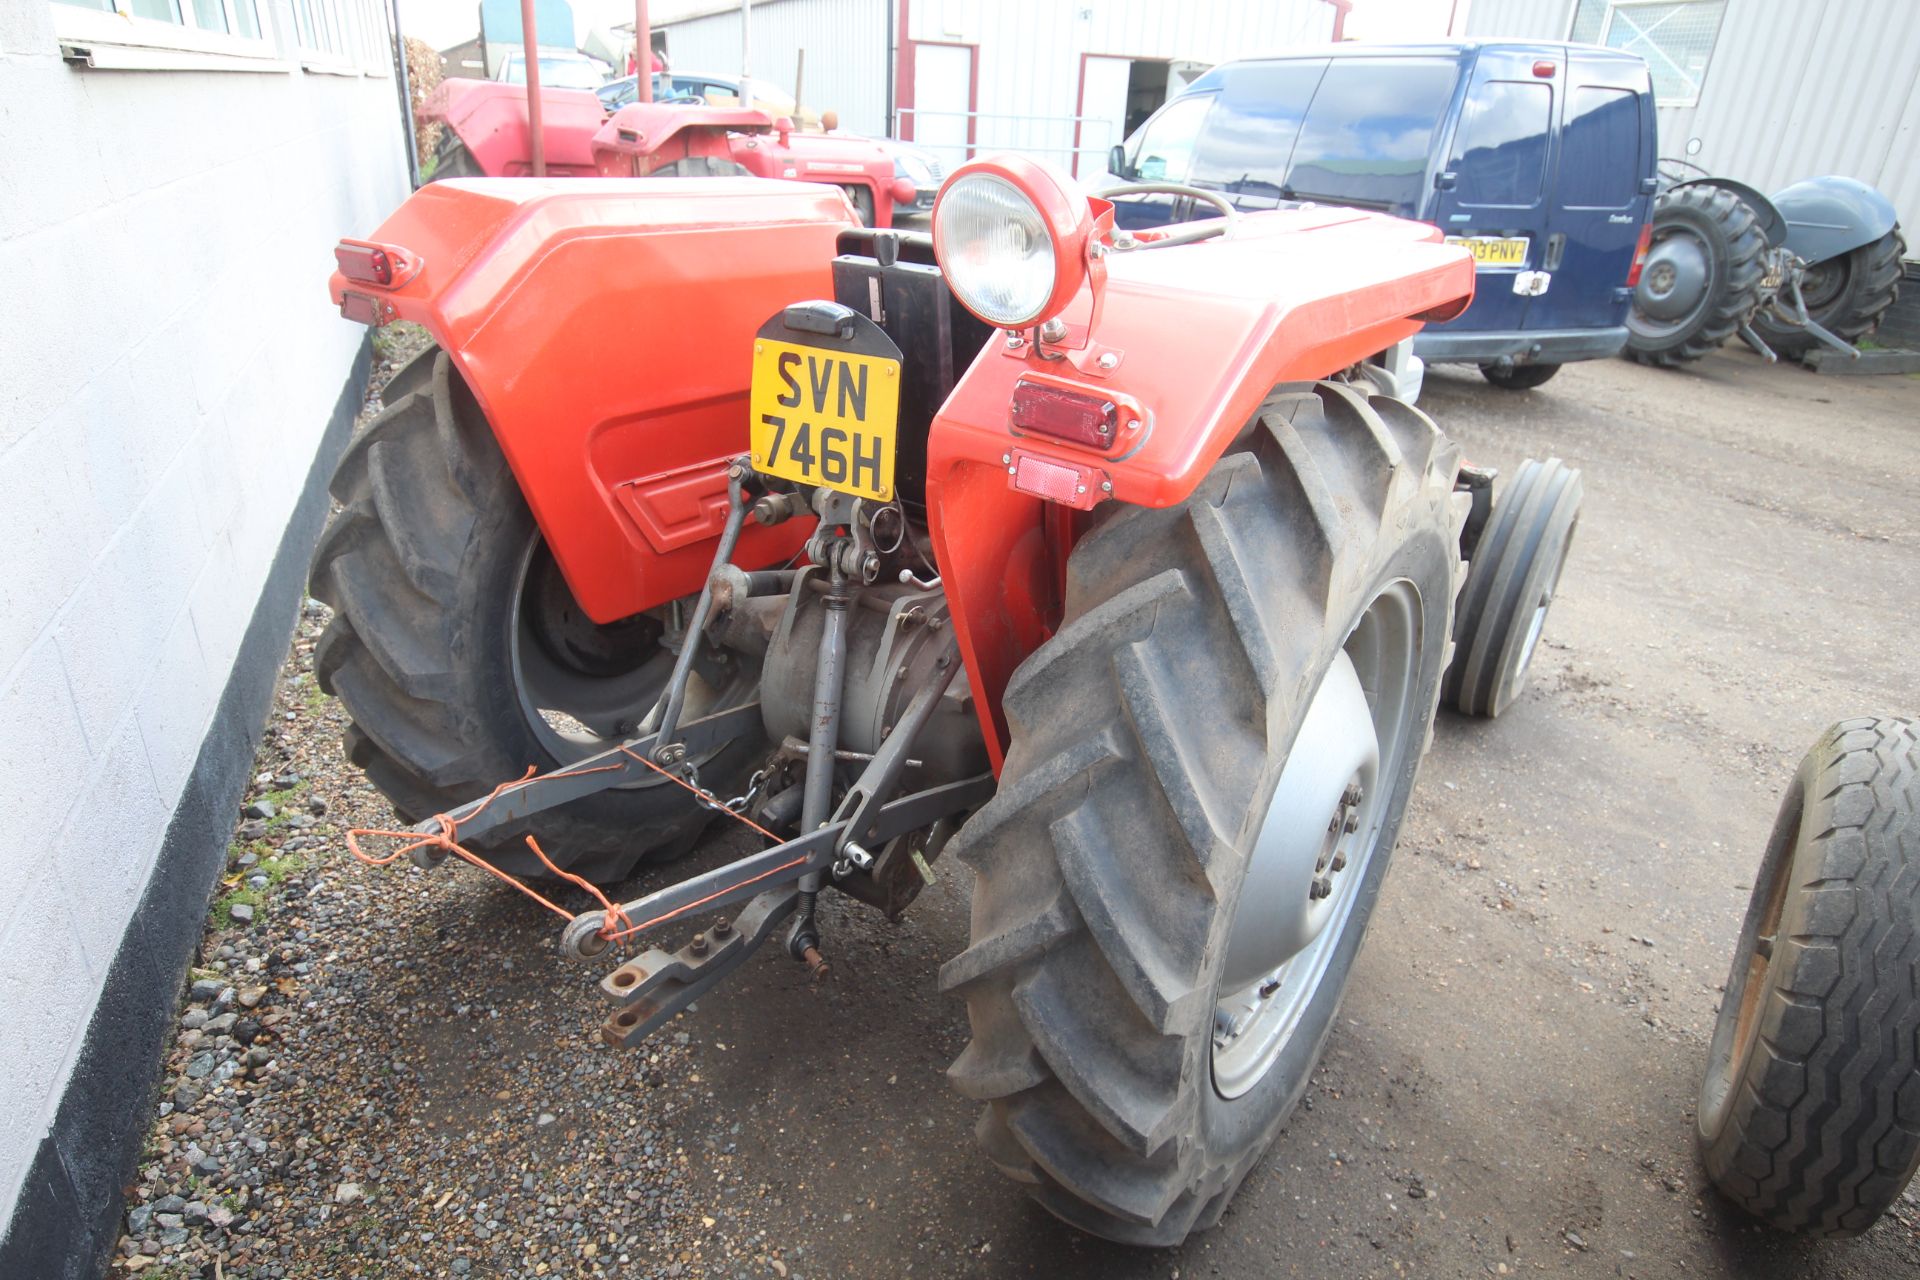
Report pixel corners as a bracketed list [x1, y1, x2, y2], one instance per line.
[1329, 851, 1347, 873]
[1343, 810, 1360, 834]
[1309, 875, 1332, 901]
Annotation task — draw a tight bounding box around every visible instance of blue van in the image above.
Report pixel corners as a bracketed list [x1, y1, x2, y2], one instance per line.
[1105, 42, 1656, 390]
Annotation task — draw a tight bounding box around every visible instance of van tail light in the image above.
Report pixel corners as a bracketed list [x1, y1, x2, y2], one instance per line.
[1011, 380, 1117, 449]
[1626, 222, 1653, 287]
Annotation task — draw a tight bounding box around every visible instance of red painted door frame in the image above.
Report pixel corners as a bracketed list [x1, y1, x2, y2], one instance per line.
[893, 1, 978, 155]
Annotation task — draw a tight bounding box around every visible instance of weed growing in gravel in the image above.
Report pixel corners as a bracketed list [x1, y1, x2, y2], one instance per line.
[214, 842, 312, 927]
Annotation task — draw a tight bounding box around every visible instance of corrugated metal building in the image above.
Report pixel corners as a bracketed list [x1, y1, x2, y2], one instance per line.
[651, 0, 1343, 172]
[1463, 0, 1920, 260]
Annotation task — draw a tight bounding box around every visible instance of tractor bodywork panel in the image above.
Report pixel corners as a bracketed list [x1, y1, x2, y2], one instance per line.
[329, 178, 853, 623]
[924, 205, 1474, 764]
[332, 180, 1468, 765]
[425, 79, 607, 177]
[1767, 176, 1900, 266]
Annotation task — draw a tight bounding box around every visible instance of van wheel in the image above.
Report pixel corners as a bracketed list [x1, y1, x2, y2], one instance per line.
[1625, 185, 1766, 367]
[1479, 362, 1560, 390]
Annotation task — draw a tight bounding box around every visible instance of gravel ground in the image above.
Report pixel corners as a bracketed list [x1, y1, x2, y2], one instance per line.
[106, 344, 1919, 1279]
[110, 332, 804, 1280]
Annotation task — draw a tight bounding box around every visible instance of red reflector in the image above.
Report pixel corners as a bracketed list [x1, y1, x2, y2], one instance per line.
[1010, 380, 1117, 449]
[1532, 60, 1556, 78]
[1009, 450, 1105, 510]
[1626, 222, 1653, 287]
[339, 291, 384, 326]
[335, 241, 394, 286]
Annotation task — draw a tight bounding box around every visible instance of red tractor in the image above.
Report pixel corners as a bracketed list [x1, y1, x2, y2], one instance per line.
[421, 78, 915, 226]
[318, 159, 1582, 1243]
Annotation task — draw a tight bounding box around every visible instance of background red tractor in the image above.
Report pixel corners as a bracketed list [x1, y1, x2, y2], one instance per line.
[420, 78, 914, 226]
[318, 158, 1580, 1244]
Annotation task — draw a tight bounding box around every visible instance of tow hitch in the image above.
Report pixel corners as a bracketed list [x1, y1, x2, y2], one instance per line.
[352, 458, 992, 1049]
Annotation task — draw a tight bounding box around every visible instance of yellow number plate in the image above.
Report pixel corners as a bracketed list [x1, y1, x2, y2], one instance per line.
[749, 339, 900, 501]
[1446, 235, 1531, 267]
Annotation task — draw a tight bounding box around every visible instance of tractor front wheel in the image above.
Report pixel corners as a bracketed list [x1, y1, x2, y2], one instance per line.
[309, 349, 764, 882]
[942, 382, 1461, 1244]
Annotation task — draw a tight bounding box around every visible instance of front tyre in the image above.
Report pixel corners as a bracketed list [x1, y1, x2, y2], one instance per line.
[941, 383, 1462, 1244]
[1699, 717, 1920, 1237]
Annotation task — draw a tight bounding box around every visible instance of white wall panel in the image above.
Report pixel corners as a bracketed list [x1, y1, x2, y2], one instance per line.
[0, 0, 408, 1220]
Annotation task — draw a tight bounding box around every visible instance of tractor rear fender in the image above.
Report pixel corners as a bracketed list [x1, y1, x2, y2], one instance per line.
[424, 78, 608, 177]
[1766, 175, 1900, 265]
[1670, 177, 1786, 247]
[925, 205, 1475, 767]
[329, 177, 854, 623]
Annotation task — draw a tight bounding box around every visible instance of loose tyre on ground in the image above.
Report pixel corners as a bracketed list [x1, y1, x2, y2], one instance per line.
[1479, 362, 1561, 391]
[309, 349, 763, 882]
[942, 382, 1462, 1244]
[1625, 185, 1766, 367]
[1700, 716, 1920, 1237]
[1750, 228, 1906, 362]
[1443, 458, 1581, 718]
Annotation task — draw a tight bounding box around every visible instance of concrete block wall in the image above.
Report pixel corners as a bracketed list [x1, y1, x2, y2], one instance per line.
[0, 0, 408, 1255]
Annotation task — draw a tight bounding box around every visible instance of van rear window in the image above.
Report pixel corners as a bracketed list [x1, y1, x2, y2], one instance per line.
[1284, 58, 1460, 211]
[1560, 86, 1642, 209]
[1448, 79, 1553, 208]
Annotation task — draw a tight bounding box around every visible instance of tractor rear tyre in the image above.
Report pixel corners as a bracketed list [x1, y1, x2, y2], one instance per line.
[427, 135, 483, 181]
[1750, 228, 1906, 362]
[1479, 362, 1561, 390]
[1699, 717, 1920, 1236]
[942, 382, 1461, 1244]
[1443, 458, 1582, 718]
[309, 348, 764, 883]
[1626, 185, 1767, 367]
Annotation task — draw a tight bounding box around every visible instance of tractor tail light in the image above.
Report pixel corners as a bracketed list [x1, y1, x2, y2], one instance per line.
[1626, 222, 1653, 287]
[335, 241, 394, 286]
[1011, 380, 1116, 449]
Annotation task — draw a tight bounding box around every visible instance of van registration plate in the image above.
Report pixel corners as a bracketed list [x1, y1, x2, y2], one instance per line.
[1446, 236, 1531, 267]
[749, 339, 901, 502]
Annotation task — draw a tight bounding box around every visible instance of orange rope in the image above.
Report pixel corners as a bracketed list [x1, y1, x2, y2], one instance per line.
[344, 745, 794, 944]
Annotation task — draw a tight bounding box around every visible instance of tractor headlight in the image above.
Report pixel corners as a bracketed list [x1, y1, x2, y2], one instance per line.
[933, 157, 1094, 331]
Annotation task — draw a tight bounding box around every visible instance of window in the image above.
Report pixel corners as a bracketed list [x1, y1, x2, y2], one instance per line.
[1185, 59, 1329, 208]
[53, 0, 275, 64]
[53, 0, 391, 73]
[1570, 0, 1725, 105]
[1448, 80, 1552, 208]
[1123, 92, 1214, 184]
[1284, 58, 1460, 212]
[1560, 86, 1643, 208]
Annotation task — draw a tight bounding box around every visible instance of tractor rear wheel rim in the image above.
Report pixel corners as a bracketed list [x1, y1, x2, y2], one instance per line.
[1212, 580, 1418, 1100]
[1633, 227, 1712, 331]
[508, 536, 727, 781]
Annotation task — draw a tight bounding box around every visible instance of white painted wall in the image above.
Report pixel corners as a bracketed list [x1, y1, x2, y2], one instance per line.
[0, 0, 407, 1220]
